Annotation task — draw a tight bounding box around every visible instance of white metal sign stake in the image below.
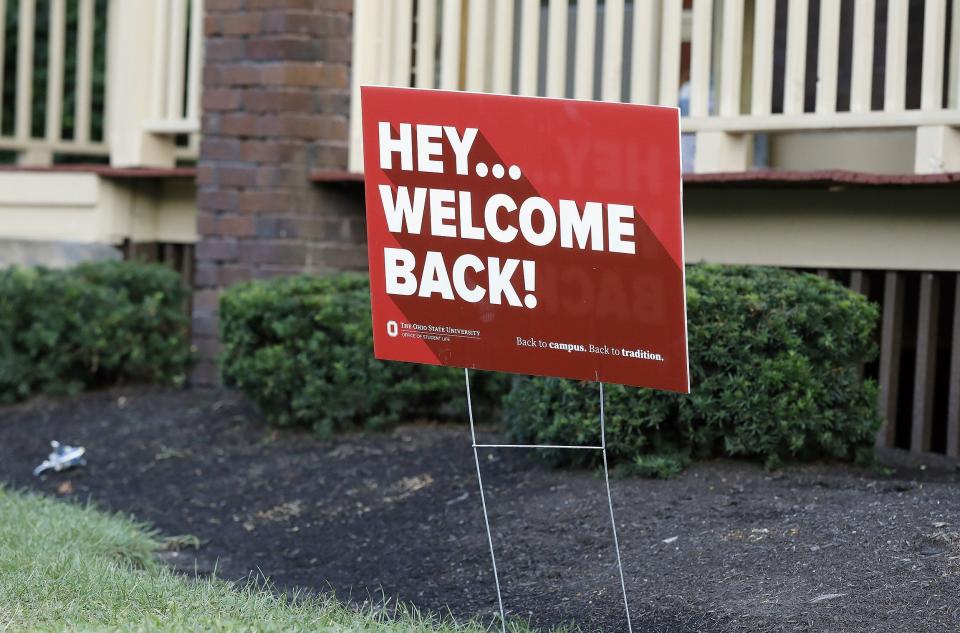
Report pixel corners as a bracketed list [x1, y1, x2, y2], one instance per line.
[464, 369, 634, 632]
[600, 380, 635, 633]
[464, 368, 507, 633]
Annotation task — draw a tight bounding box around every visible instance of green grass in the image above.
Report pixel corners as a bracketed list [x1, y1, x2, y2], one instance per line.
[0, 488, 540, 633]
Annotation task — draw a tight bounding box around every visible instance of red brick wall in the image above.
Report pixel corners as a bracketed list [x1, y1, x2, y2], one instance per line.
[193, 0, 366, 385]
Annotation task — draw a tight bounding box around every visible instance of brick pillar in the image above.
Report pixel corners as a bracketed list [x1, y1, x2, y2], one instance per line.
[193, 0, 366, 385]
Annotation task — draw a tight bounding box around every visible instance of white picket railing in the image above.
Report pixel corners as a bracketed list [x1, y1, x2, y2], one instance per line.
[349, 0, 960, 174]
[139, 0, 205, 138]
[0, 0, 202, 167]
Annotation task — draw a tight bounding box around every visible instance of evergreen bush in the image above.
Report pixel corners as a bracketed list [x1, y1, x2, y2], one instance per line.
[0, 261, 192, 402]
[219, 273, 504, 435]
[503, 265, 882, 472]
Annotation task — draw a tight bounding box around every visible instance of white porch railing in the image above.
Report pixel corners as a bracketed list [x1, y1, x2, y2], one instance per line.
[0, 0, 203, 167]
[349, 0, 960, 174]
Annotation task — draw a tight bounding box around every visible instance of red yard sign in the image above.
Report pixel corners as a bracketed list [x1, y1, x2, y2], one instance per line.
[361, 87, 688, 392]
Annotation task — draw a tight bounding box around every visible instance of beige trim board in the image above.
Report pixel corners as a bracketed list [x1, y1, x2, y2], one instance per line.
[0, 239, 121, 269]
[0, 171, 197, 245]
[0, 172, 101, 241]
[770, 130, 915, 174]
[685, 187, 960, 271]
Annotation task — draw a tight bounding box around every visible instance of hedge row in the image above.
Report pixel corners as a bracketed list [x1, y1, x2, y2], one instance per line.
[0, 261, 192, 403]
[220, 266, 882, 470]
[1, 260, 882, 472]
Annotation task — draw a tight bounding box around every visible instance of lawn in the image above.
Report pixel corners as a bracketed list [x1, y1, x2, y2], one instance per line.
[0, 487, 517, 633]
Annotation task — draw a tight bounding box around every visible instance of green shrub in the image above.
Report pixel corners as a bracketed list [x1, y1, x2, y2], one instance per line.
[504, 265, 882, 472]
[219, 273, 505, 435]
[0, 261, 192, 403]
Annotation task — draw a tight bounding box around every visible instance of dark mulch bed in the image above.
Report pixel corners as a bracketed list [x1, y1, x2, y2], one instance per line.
[2, 387, 960, 632]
